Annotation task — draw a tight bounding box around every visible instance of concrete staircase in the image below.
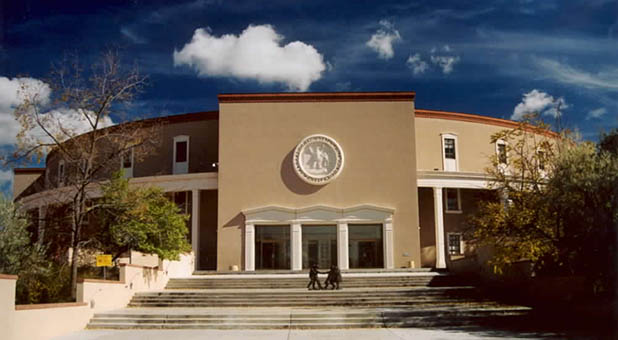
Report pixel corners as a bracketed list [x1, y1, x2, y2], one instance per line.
[87, 271, 532, 330]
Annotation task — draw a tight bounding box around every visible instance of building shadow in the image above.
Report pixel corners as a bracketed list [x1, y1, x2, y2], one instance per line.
[280, 148, 324, 195]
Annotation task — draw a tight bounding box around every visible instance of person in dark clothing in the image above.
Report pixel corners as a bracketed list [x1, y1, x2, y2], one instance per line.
[307, 263, 323, 290]
[324, 264, 342, 290]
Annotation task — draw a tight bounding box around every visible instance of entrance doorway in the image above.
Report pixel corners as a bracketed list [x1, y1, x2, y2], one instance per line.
[302, 225, 337, 269]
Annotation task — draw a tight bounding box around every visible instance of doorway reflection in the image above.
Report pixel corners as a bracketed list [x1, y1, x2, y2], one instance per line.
[302, 225, 337, 269]
[255, 225, 290, 270]
[349, 224, 383, 268]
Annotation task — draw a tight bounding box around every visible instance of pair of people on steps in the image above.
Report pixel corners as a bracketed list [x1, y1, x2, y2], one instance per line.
[307, 264, 342, 290]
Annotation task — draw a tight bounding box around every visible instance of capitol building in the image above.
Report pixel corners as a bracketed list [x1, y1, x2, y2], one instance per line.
[13, 91, 525, 272]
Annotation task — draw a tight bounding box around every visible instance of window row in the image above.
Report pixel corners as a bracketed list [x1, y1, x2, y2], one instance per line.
[440, 134, 528, 171]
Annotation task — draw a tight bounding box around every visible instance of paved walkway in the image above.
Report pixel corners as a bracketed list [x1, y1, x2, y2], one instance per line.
[52, 328, 563, 340]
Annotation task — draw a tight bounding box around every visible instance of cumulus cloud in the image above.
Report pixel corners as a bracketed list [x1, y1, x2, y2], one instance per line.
[587, 107, 607, 119]
[406, 53, 428, 75]
[21, 108, 115, 149]
[0, 77, 51, 145]
[427, 45, 460, 74]
[512, 89, 567, 120]
[430, 55, 460, 74]
[366, 20, 401, 60]
[0, 76, 115, 147]
[173, 24, 326, 91]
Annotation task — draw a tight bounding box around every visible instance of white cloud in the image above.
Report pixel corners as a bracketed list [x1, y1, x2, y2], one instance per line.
[21, 108, 115, 150]
[406, 53, 428, 75]
[428, 45, 460, 74]
[430, 55, 460, 74]
[173, 24, 326, 91]
[535, 58, 618, 91]
[0, 77, 51, 145]
[0, 76, 115, 147]
[587, 107, 607, 119]
[512, 89, 567, 120]
[366, 20, 401, 60]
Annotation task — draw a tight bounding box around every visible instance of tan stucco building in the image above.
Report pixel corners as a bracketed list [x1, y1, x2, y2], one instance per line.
[14, 91, 524, 272]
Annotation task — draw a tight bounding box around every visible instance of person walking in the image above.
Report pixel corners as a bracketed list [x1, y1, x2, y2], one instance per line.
[307, 263, 323, 290]
[324, 264, 342, 290]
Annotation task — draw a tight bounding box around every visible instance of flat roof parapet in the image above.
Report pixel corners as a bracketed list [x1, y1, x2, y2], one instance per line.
[218, 91, 416, 103]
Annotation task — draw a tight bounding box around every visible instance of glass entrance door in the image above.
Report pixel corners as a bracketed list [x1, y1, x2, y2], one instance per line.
[255, 225, 290, 270]
[302, 225, 337, 269]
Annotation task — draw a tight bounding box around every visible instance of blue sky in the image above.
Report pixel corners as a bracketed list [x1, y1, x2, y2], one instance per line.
[1, 0, 617, 196]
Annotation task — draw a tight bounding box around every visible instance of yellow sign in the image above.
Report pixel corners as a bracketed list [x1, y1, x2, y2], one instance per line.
[96, 255, 112, 267]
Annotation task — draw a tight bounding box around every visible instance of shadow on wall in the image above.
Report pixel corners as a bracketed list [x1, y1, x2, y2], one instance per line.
[280, 148, 324, 195]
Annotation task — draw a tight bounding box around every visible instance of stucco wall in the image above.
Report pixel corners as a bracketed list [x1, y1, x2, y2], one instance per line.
[415, 117, 506, 173]
[13, 172, 43, 199]
[44, 114, 218, 189]
[218, 100, 419, 271]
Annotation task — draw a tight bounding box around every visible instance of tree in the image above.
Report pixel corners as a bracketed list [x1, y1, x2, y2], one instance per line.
[0, 195, 53, 303]
[0, 195, 47, 275]
[96, 172, 191, 262]
[5, 51, 160, 299]
[468, 114, 618, 291]
[467, 114, 562, 273]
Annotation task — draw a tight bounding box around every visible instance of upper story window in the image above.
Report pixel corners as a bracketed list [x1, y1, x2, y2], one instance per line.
[441, 133, 458, 171]
[58, 160, 65, 187]
[537, 150, 545, 171]
[121, 148, 134, 178]
[496, 140, 508, 165]
[173, 135, 189, 174]
[444, 188, 462, 213]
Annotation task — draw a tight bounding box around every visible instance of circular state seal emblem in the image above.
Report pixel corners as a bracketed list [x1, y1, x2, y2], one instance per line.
[293, 134, 344, 185]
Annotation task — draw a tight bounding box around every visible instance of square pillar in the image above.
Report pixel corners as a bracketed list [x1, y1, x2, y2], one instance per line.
[337, 221, 349, 270]
[244, 223, 255, 271]
[433, 187, 447, 269]
[191, 189, 200, 270]
[291, 222, 302, 271]
[383, 217, 394, 269]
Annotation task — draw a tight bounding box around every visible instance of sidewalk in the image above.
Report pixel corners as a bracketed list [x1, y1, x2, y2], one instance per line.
[52, 328, 563, 340]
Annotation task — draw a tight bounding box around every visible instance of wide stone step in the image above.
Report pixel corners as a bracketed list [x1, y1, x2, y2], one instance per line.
[164, 274, 462, 289]
[87, 307, 531, 330]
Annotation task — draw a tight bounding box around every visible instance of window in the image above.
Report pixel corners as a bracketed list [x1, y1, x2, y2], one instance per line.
[444, 188, 462, 213]
[496, 140, 507, 165]
[444, 138, 456, 159]
[173, 136, 189, 174]
[537, 150, 545, 171]
[121, 148, 134, 178]
[441, 133, 458, 171]
[176, 142, 187, 163]
[58, 160, 65, 186]
[448, 233, 463, 255]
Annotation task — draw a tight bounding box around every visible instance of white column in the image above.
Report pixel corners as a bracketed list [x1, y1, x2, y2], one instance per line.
[383, 217, 394, 269]
[37, 206, 46, 244]
[191, 189, 200, 270]
[245, 223, 255, 271]
[433, 187, 447, 269]
[337, 221, 349, 270]
[291, 222, 302, 271]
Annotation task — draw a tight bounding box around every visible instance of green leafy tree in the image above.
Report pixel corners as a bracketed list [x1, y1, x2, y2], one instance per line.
[96, 173, 191, 262]
[4, 51, 160, 299]
[0, 195, 55, 303]
[468, 115, 618, 290]
[467, 114, 561, 273]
